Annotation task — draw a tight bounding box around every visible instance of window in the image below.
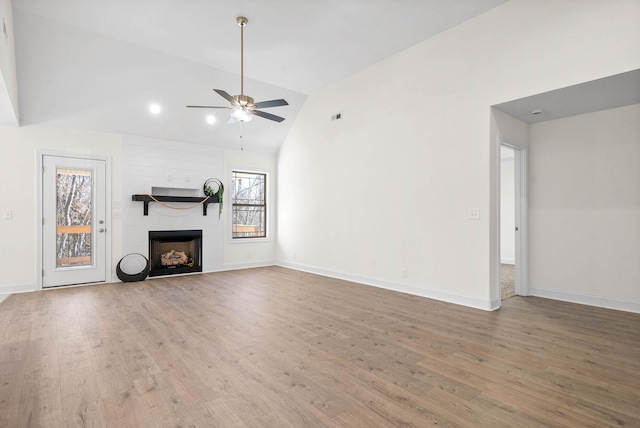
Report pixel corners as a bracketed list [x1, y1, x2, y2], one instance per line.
[232, 171, 267, 239]
[55, 168, 93, 267]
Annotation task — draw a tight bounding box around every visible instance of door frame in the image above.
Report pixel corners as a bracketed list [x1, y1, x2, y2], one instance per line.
[497, 139, 529, 301]
[37, 150, 112, 290]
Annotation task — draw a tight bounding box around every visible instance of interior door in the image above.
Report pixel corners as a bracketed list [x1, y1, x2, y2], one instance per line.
[42, 155, 107, 287]
[500, 145, 517, 300]
[499, 143, 529, 300]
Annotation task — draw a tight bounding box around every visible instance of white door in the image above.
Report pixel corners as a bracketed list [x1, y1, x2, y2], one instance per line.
[500, 145, 517, 299]
[499, 143, 529, 299]
[42, 155, 107, 287]
[513, 148, 528, 296]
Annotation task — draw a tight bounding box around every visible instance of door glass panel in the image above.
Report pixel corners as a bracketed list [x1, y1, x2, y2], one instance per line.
[56, 168, 93, 267]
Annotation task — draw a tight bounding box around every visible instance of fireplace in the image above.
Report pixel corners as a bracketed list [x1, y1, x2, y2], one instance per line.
[148, 230, 202, 277]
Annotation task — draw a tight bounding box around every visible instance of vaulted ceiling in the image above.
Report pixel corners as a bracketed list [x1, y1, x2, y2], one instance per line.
[6, 0, 508, 152]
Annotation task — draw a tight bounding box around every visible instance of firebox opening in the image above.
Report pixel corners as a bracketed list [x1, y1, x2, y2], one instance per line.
[148, 230, 203, 277]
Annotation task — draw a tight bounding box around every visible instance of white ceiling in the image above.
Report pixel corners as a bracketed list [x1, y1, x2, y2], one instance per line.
[494, 69, 640, 125]
[6, 1, 636, 153]
[6, 0, 508, 152]
[12, 0, 510, 94]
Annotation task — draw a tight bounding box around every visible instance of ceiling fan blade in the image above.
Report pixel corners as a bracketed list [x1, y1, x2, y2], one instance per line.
[186, 105, 229, 109]
[213, 89, 238, 105]
[254, 99, 289, 109]
[253, 110, 286, 122]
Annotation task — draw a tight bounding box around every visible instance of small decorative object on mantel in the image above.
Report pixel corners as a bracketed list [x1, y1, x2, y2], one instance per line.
[203, 178, 224, 219]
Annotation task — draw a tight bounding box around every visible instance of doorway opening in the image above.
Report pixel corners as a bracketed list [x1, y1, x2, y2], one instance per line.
[499, 143, 528, 300]
[500, 146, 516, 299]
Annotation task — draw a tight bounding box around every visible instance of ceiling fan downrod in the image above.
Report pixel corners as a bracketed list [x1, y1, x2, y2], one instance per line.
[237, 16, 247, 97]
[186, 15, 288, 123]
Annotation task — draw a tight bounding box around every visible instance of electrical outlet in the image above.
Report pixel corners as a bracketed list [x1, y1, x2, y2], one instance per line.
[469, 208, 480, 220]
[3, 209, 12, 220]
[402, 268, 408, 278]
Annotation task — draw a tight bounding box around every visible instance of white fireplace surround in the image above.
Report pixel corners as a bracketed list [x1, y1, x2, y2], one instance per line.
[121, 135, 225, 275]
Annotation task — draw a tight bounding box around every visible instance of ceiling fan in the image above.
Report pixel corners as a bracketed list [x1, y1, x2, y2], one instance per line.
[187, 16, 288, 123]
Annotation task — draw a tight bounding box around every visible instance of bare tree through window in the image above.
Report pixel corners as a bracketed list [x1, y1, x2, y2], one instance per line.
[232, 171, 266, 238]
[56, 168, 93, 266]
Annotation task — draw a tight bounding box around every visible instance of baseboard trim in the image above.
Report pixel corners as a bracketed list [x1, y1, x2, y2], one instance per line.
[276, 261, 495, 311]
[0, 283, 38, 303]
[218, 260, 277, 272]
[529, 287, 640, 314]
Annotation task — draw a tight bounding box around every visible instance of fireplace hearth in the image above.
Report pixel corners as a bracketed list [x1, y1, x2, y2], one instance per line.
[149, 230, 202, 277]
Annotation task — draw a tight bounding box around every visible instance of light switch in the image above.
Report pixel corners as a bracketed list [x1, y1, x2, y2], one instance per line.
[3, 210, 13, 220]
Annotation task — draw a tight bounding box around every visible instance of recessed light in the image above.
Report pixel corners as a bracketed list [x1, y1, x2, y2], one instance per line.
[149, 103, 161, 114]
[206, 115, 216, 125]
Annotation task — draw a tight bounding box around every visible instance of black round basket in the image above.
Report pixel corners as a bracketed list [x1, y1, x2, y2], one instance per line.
[116, 253, 150, 282]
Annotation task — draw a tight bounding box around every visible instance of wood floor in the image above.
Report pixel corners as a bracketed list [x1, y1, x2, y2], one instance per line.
[0, 267, 638, 427]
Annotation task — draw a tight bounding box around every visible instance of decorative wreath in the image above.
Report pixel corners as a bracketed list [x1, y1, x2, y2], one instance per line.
[203, 178, 224, 219]
[116, 253, 150, 282]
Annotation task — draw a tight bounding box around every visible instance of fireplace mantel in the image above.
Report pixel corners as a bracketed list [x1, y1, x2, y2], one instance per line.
[132, 194, 219, 216]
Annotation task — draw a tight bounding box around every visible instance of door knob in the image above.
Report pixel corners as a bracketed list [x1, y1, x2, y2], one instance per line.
[99, 228, 105, 233]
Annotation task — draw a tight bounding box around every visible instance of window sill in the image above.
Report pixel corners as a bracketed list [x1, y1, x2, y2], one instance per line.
[229, 237, 272, 244]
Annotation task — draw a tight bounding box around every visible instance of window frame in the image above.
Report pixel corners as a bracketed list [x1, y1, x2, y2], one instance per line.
[231, 170, 268, 240]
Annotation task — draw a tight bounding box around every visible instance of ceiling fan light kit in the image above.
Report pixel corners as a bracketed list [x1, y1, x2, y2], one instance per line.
[231, 107, 253, 122]
[187, 16, 288, 123]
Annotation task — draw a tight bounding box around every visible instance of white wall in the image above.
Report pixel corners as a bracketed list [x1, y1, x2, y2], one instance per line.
[0, 0, 19, 125]
[491, 108, 529, 151]
[528, 104, 640, 312]
[0, 124, 123, 295]
[277, 0, 640, 310]
[224, 149, 277, 268]
[120, 137, 277, 273]
[0, 125, 277, 301]
[500, 147, 515, 264]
